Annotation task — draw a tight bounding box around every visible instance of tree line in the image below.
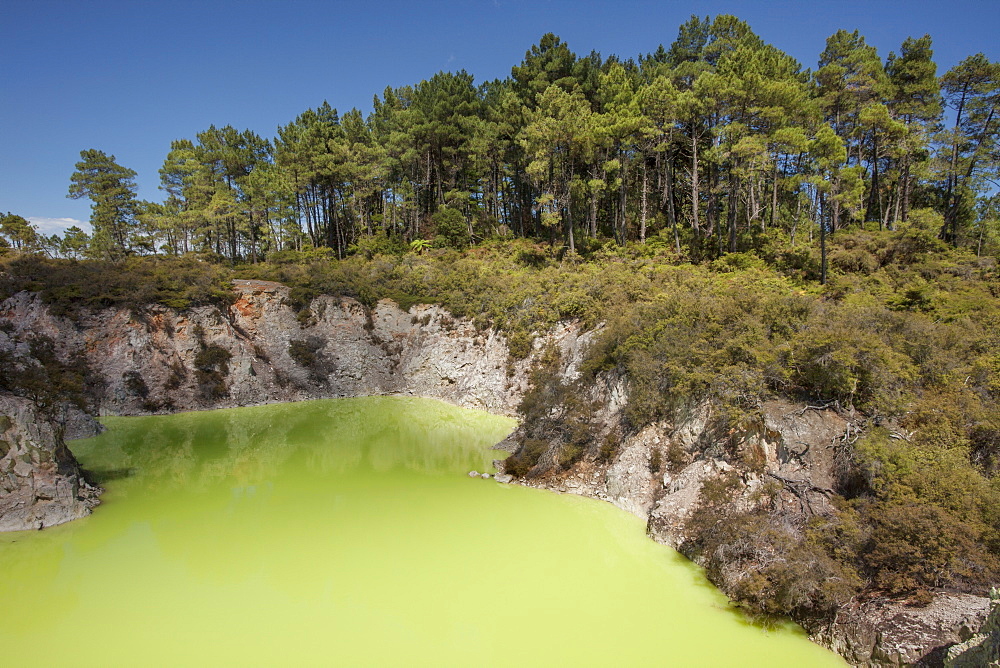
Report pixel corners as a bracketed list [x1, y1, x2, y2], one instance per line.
[5, 16, 1000, 276]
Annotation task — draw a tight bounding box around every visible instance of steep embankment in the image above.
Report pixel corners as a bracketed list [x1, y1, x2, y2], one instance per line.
[2, 279, 586, 417]
[0, 280, 995, 666]
[945, 590, 1000, 666]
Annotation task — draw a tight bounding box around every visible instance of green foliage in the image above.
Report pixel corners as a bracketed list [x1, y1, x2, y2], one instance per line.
[194, 345, 232, 375]
[431, 207, 471, 250]
[597, 434, 618, 463]
[288, 337, 329, 382]
[0, 212, 41, 251]
[847, 426, 1000, 595]
[288, 340, 318, 368]
[649, 449, 663, 474]
[67, 149, 140, 260]
[123, 370, 149, 398]
[780, 307, 918, 411]
[193, 342, 232, 401]
[349, 231, 408, 259]
[685, 474, 863, 623]
[859, 499, 998, 595]
[7, 202, 1000, 621]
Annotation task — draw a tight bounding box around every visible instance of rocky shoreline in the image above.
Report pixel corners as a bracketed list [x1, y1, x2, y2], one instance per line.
[495, 403, 993, 667]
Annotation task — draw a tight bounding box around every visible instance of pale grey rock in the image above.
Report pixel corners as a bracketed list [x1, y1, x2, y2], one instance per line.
[0, 394, 101, 532]
[946, 590, 1000, 667]
[604, 423, 664, 519]
[812, 593, 991, 667]
[505, 381, 990, 666]
[647, 459, 720, 550]
[0, 284, 536, 418]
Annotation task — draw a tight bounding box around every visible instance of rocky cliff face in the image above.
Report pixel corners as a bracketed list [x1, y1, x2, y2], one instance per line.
[0, 280, 571, 418]
[0, 280, 586, 531]
[819, 594, 993, 667]
[0, 393, 100, 531]
[945, 589, 1000, 667]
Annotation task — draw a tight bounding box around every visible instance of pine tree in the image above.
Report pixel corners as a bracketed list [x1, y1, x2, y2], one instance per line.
[67, 149, 139, 259]
[938, 54, 1000, 243]
[886, 35, 942, 224]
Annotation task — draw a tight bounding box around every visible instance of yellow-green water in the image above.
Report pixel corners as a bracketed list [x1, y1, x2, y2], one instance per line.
[0, 397, 844, 667]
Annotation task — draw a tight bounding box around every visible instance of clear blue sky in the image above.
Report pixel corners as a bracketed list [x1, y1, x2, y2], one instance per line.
[3, 0, 999, 235]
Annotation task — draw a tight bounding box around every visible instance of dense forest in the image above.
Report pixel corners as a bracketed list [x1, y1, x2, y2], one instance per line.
[3, 15, 999, 268]
[3, 15, 1000, 629]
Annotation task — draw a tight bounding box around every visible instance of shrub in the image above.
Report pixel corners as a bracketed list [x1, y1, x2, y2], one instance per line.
[432, 207, 471, 250]
[123, 370, 149, 398]
[504, 438, 548, 478]
[194, 345, 232, 375]
[288, 337, 329, 382]
[859, 499, 999, 595]
[193, 343, 232, 401]
[349, 231, 408, 259]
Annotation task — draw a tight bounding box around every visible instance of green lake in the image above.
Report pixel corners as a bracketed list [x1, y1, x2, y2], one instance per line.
[0, 397, 844, 666]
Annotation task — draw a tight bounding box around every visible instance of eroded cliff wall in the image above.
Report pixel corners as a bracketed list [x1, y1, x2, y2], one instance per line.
[1, 280, 588, 418]
[0, 280, 588, 530]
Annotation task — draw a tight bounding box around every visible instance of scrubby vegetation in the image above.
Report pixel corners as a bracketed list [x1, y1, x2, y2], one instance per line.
[288, 337, 331, 382]
[3, 11, 998, 644]
[192, 326, 233, 400]
[0, 254, 233, 315]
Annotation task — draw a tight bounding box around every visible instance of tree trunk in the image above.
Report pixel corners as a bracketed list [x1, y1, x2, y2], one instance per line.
[770, 160, 779, 231]
[618, 153, 627, 243]
[900, 155, 912, 223]
[690, 128, 701, 236]
[790, 190, 802, 245]
[706, 160, 720, 239]
[589, 189, 598, 238]
[820, 192, 828, 285]
[666, 157, 680, 254]
[640, 157, 648, 243]
[727, 167, 739, 253]
[942, 88, 969, 242]
[866, 136, 882, 228]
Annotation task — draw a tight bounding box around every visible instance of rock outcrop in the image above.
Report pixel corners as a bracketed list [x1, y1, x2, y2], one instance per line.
[0, 281, 574, 418]
[812, 593, 992, 667]
[0, 393, 101, 531]
[946, 589, 1000, 667]
[0, 281, 581, 533]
